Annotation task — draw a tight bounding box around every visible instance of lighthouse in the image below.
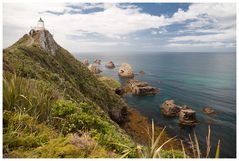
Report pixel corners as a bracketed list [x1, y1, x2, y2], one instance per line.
[29, 18, 46, 35]
[35, 18, 45, 31]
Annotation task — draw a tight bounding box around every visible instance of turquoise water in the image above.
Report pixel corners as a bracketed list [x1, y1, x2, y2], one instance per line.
[76, 52, 236, 158]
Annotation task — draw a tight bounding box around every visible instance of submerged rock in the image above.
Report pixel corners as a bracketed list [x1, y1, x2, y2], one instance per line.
[202, 106, 217, 115]
[88, 64, 102, 74]
[160, 100, 181, 117]
[105, 61, 115, 69]
[139, 70, 145, 75]
[118, 63, 134, 78]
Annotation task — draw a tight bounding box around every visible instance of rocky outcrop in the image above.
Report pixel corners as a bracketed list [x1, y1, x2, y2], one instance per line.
[160, 101, 198, 125]
[88, 64, 102, 74]
[128, 80, 148, 88]
[94, 59, 101, 65]
[127, 79, 159, 95]
[38, 30, 59, 55]
[160, 100, 181, 117]
[179, 106, 197, 125]
[132, 86, 158, 95]
[115, 88, 124, 96]
[202, 107, 216, 115]
[105, 61, 115, 69]
[109, 106, 128, 124]
[82, 59, 89, 66]
[118, 63, 134, 78]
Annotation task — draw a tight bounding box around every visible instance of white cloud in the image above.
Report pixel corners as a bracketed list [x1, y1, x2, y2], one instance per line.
[151, 30, 158, 35]
[168, 3, 236, 49]
[3, 3, 236, 52]
[3, 3, 169, 51]
[167, 42, 236, 48]
[169, 28, 235, 43]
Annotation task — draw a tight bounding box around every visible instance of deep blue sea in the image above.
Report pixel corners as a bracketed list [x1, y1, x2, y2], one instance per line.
[75, 52, 236, 158]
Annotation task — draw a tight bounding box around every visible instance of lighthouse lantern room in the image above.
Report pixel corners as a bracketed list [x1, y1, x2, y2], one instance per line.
[35, 18, 45, 31]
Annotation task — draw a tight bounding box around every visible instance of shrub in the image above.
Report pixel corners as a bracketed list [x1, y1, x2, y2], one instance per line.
[52, 100, 76, 118]
[98, 76, 121, 89]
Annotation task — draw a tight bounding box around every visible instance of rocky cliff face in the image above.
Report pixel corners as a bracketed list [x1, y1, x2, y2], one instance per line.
[30, 30, 59, 55]
[39, 30, 59, 55]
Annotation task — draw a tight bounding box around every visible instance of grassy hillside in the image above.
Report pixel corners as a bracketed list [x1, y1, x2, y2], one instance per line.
[3, 32, 136, 158]
[3, 31, 187, 158]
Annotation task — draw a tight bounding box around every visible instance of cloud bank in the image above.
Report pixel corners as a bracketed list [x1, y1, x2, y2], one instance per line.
[3, 3, 236, 53]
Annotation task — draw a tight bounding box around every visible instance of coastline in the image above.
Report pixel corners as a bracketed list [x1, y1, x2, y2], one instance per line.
[98, 74, 193, 156]
[121, 107, 182, 151]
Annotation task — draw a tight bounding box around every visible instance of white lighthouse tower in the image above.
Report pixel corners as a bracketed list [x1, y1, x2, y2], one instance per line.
[35, 18, 45, 31]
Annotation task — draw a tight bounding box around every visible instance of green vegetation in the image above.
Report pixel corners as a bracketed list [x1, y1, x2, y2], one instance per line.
[3, 31, 220, 158]
[3, 110, 118, 158]
[116, 120, 184, 158]
[98, 76, 121, 89]
[117, 120, 220, 158]
[3, 73, 133, 157]
[184, 125, 221, 158]
[2, 33, 139, 157]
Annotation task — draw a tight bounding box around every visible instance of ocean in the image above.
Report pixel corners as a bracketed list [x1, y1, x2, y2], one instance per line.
[75, 52, 236, 158]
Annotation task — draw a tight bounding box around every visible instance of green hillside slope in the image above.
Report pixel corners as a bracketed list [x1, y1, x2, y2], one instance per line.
[3, 30, 134, 158]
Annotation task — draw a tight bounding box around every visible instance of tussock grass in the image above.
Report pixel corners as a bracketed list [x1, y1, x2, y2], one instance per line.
[117, 120, 221, 158]
[116, 120, 180, 158]
[183, 125, 221, 158]
[3, 73, 58, 122]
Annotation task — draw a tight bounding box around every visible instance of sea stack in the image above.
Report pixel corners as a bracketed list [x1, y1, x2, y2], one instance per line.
[94, 59, 101, 65]
[160, 100, 180, 117]
[126, 79, 159, 95]
[179, 106, 197, 125]
[118, 63, 134, 78]
[105, 61, 115, 69]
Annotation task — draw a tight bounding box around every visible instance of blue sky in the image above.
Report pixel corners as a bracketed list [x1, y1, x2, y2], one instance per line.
[3, 3, 236, 53]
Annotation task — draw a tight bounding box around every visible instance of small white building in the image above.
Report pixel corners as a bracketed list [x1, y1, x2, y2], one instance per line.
[35, 18, 45, 31]
[29, 18, 46, 35]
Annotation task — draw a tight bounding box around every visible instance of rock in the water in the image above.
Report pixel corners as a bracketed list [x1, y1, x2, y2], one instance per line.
[160, 100, 181, 117]
[105, 61, 115, 69]
[118, 63, 134, 78]
[88, 64, 102, 74]
[128, 80, 148, 88]
[127, 79, 159, 95]
[179, 106, 197, 125]
[94, 59, 101, 65]
[132, 86, 158, 95]
[115, 88, 124, 95]
[139, 70, 145, 75]
[82, 59, 89, 66]
[202, 107, 216, 114]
